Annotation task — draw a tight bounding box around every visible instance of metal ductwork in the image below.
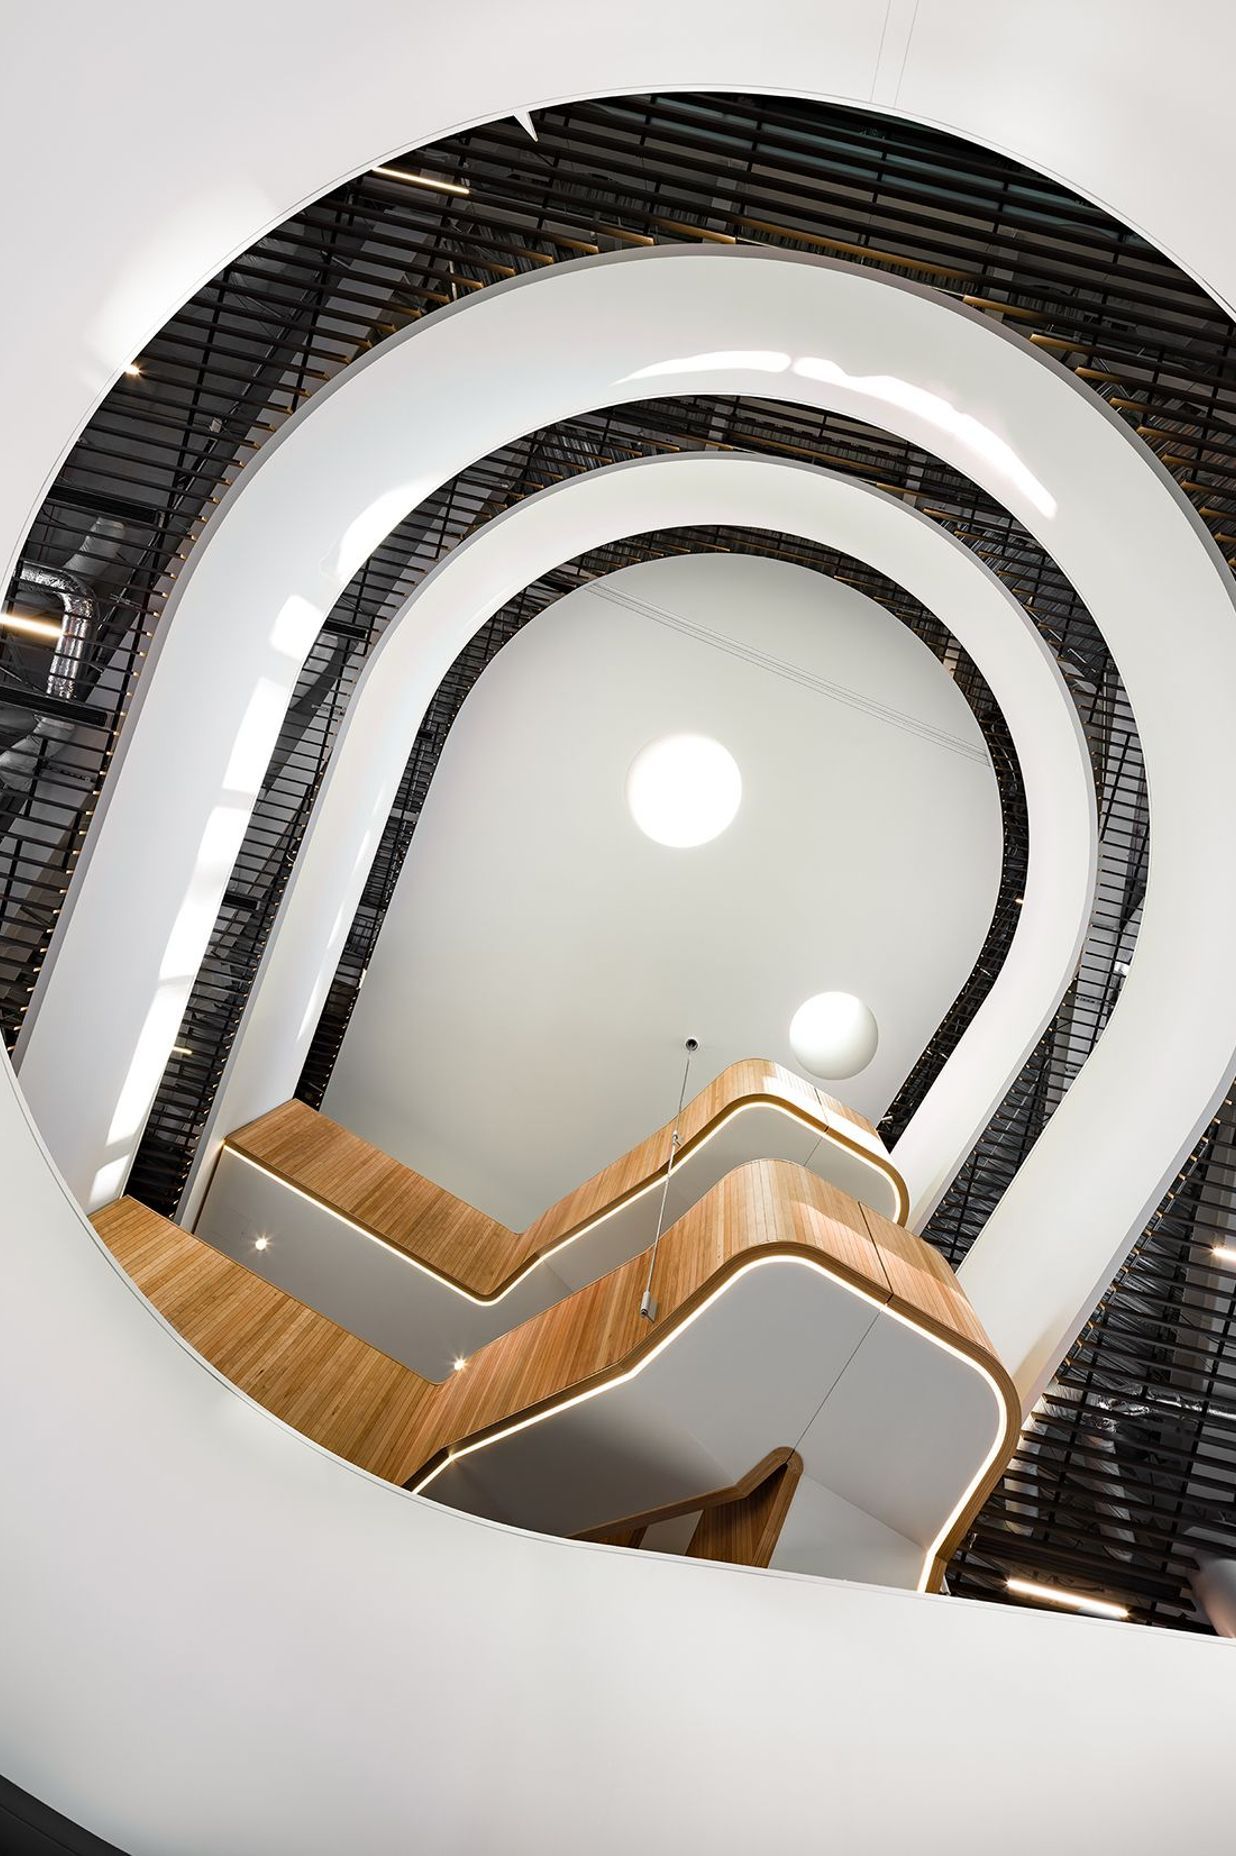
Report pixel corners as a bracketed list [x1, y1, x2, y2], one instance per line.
[15, 560, 93, 701]
[0, 517, 126, 797]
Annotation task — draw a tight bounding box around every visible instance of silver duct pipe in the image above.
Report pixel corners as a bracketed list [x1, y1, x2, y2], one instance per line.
[15, 561, 93, 700]
[0, 517, 127, 797]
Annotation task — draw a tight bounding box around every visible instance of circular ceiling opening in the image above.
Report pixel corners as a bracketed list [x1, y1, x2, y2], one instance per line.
[626, 733, 742, 848]
[789, 992, 880, 1081]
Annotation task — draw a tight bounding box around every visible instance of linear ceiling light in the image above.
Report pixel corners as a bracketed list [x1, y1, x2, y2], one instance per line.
[1212, 1244, 1236, 1265]
[373, 165, 470, 198]
[1006, 1576, 1129, 1620]
[0, 609, 62, 642]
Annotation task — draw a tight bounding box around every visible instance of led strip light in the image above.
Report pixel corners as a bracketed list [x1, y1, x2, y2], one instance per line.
[222, 1094, 909, 1310]
[405, 1249, 1016, 1594]
[1006, 1577, 1129, 1621]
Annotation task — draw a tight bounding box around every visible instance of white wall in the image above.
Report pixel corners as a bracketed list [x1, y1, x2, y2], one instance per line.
[19, 245, 1234, 1405]
[5, 15, 1236, 1844]
[6, 0, 1236, 603]
[324, 553, 1001, 1224]
[1, 1053, 1233, 1854]
[195, 452, 1092, 1238]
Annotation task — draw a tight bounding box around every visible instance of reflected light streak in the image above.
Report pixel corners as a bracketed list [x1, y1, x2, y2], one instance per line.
[292, 832, 380, 1042]
[158, 804, 250, 982]
[87, 181, 273, 374]
[618, 348, 1056, 518]
[269, 593, 323, 659]
[296, 974, 333, 1045]
[790, 356, 1057, 518]
[623, 350, 791, 381]
[223, 677, 292, 792]
[104, 798, 253, 1161]
[106, 983, 197, 1149]
[89, 1156, 130, 1207]
[333, 486, 424, 585]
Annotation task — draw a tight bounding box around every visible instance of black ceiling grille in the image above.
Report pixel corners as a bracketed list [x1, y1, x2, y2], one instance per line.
[948, 1095, 1236, 1626]
[8, 91, 1236, 1629]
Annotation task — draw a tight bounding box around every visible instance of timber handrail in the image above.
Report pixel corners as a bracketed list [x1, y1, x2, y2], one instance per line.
[221, 1057, 907, 1302]
[95, 1157, 1015, 1589]
[400, 1159, 1012, 1504]
[576, 1445, 801, 1545]
[580, 1448, 805, 1568]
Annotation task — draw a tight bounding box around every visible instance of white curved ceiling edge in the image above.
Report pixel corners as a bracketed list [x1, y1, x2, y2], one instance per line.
[5, 0, 1236, 600]
[2, 22, 1236, 1845]
[20, 244, 1075, 1218]
[3, 1056, 1232, 1850]
[189, 450, 1094, 1239]
[19, 242, 1236, 1404]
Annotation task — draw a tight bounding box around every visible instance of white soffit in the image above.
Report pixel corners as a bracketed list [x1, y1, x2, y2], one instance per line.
[18, 242, 1226, 1407]
[21, 243, 1231, 1407]
[323, 552, 1002, 1224]
[6, 0, 1236, 591]
[196, 451, 1090, 1239]
[3, 25, 1236, 1848]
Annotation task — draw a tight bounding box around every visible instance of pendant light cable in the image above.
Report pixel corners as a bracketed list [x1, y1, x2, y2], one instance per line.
[639, 1037, 698, 1321]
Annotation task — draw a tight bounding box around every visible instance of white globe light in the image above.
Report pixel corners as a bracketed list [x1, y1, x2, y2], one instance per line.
[626, 734, 742, 848]
[789, 991, 879, 1080]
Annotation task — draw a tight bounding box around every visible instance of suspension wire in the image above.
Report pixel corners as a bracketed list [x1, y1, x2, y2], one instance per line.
[640, 1037, 698, 1320]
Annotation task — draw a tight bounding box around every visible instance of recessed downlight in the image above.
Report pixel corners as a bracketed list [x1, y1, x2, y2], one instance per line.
[789, 991, 879, 1081]
[626, 734, 741, 848]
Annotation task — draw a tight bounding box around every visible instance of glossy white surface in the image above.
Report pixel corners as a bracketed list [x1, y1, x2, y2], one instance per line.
[2, 1048, 1233, 1852]
[323, 554, 997, 1219]
[196, 449, 1091, 1238]
[29, 239, 1207, 1409]
[6, 0, 1236, 604]
[4, 18, 1236, 1847]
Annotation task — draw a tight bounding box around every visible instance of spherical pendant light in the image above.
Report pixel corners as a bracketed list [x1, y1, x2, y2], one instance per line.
[626, 734, 742, 848]
[789, 991, 879, 1080]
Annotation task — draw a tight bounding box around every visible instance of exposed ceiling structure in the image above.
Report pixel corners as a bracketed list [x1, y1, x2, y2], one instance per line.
[3, 86, 1234, 1640]
[324, 553, 999, 1223]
